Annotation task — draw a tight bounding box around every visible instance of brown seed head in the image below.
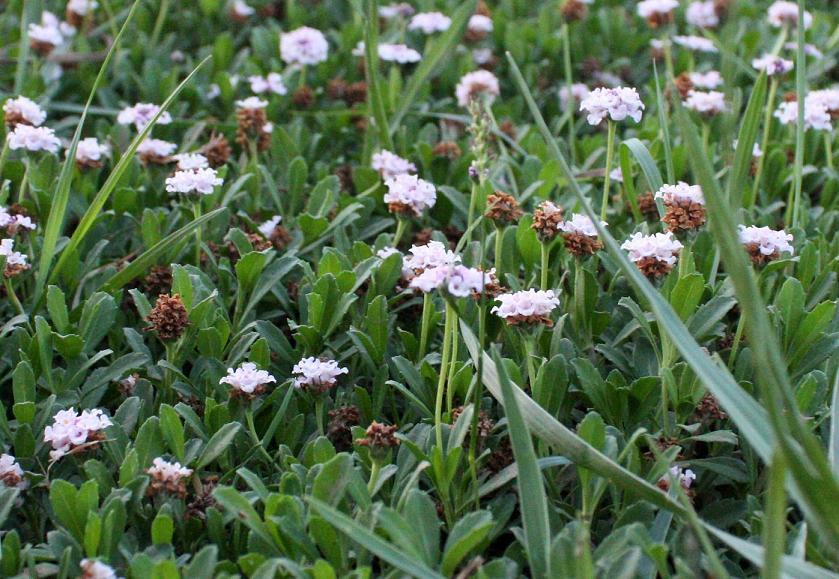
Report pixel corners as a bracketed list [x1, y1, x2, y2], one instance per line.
[145, 294, 189, 341]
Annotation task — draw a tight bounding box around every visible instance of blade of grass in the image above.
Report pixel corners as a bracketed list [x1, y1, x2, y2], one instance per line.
[387, 0, 477, 134]
[621, 138, 665, 218]
[307, 498, 445, 579]
[652, 61, 675, 184]
[13, 2, 33, 95]
[362, 0, 394, 154]
[491, 347, 551, 578]
[791, 0, 807, 228]
[763, 451, 787, 579]
[99, 207, 227, 292]
[34, 0, 142, 306]
[47, 55, 211, 286]
[727, 71, 767, 209]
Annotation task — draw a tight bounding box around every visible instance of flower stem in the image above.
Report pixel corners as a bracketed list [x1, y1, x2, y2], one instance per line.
[523, 333, 538, 390]
[150, 0, 170, 46]
[367, 459, 381, 494]
[314, 398, 325, 437]
[417, 292, 433, 362]
[4, 278, 25, 319]
[600, 120, 616, 221]
[540, 242, 550, 291]
[0, 139, 9, 179]
[749, 76, 778, 208]
[434, 301, 455, 450]
[392, 217, 408, 247]
[192, 200, 203, 266]
[825, 133, 834, 172]
[465, 180, 481, 246]
[445, 313, 459, 417]
[16, 161, 29, 205]
[494, 225, 504, 278]
[562, 21, 576, 163]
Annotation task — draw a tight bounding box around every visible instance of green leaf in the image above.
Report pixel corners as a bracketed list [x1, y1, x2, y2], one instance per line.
[159, 404, 186, 463]
[196, 422, 241, 469]
[441, 511, 493, 576]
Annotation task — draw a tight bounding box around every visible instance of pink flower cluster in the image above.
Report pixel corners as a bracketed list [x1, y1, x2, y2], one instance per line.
[165, 168, 224, 195]
[43, 408, 112, 461]
[383, 174, 437, 216]
[219, 362, 277, 395]
[292, 357, 348, 390]
[580, 87, 644, 125]
[372, 150, 417, 180]
[492, 289, 560, 323]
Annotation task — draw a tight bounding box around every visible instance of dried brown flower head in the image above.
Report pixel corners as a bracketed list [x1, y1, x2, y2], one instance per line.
[345, 82, 368, 106]
[662, 199, 706, 232]
[432, 141, 462, 160]
[637, 191, 660, 220]
[485, 191, 523, 226]
[357, 421, 400, 458]
[327, 405, 362, 451]
[145, 294, 189, 341]
[236, 106, 271, 152]
[561, 0, 588, 22]
[562, 232, 604, 257]
[142, 265, 173, 298]
[292, 86, 315, 108]
[201, 133, 232, 168]
[531, 201, 564, 242]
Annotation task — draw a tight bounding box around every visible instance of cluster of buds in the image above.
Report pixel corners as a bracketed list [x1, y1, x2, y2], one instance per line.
[356, 421, 400, 459]
[531, 201, 564, 242]
[145, 294, 190, 341]
[558, 214, 605, 257]
[655, 182, 706, 232]
[235, 97, 272, 152]
[292, 357, 348, 394]
[220, 362, 277, 399]
[43, 408, 112, 461]
[0, 206, 36, 237]
[492, 289, 560, 326]
[146, 457, 193, 498]
[485, 191, 522, 226]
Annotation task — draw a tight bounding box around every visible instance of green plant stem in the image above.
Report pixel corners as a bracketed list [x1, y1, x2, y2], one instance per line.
[150, 0, 170, 46]
[749, 76, 778, 208]
[0, 139, 9, 179]
[434, 301, 455, 450]
[4, 278, 26, 319]
[245, 410, 274, 463]
[445, 313, 459, 417]
[392, 217, 408, 247]
[465, 180, 481, 246]
[540, 242, 550, 291]
[494, 225, 503, 277]
[562, 21, 576, 163]
[523, 333, 538, 390]
[367, 460, 381, 494]
[417, 292, 433, 362]
[314, 398, 325, 437]
[727, 314, 746, 369]
[825, 133, 834, 171]
[791, 10, 806, 229]
[192, 199, 202, 266]
[298, 65, 308, 90]
[16, 162, 29, 205]
[601, 120, 616, 221]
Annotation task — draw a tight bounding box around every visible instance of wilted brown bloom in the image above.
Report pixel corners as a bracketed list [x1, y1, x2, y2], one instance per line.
[357, 421, 400, 458]
[327, 405, 361, 451]
[201, 133, 232, 168]
[145, 294, 189, 341]
[142, 265, 173, 298]
[4, 263, 29, 279]
[662, 199, 706, 232]
[674, 72, 694, 100]
[451, 406, 495, 449]
[117, 373, 139, 397]
[636, 256, 676, 278]
[562, 232, 603, 257]
[744, 243, 779, 265]
[695, 393, 728, 421]
[531, 201, 564, 242]
[186, 476, 218, 520]
[561, 0, 588, 22]
[644, 11, 674, 28]
[637, 191, 660, 220]
[432, 141, 462, 159]
[485, 191, 522, 226]
[327, 78, 348, 101]
[487, 438, 514, 473]
[292, 86, 315, 108]
[236, 106, 271, 152]
[335, 164, 356, 194]
[345, 82, 368, 106]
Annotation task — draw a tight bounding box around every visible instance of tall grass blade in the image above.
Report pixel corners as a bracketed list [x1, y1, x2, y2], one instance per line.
[491, 347, 551, 578]
[362, 0, 394, 152]
[47, 55, 212, 286]
[727, 71, 767, 208]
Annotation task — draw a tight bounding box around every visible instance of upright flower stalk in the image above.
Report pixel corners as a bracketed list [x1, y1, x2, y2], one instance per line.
[749, 75, 779, 207]
[434, 300, 456, 449]
[601, 120, 616, 220]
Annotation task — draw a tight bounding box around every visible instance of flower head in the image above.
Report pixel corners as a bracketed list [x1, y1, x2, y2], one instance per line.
[258, 215, 282, 238]
[372, 150, 417, 180]
[684, 90, 726, 115]
[378, 43, 422, 64]
[0, 238, 29, 277]
[165, 168, 223, 195]
[146, 457, 193, 497]
[231, 0, 255, 18]
[136, 138, 176, 164]
[280, 27, 329, 66]
[558, 214, 605, 257]
[689, 70, 723, 89]
[752, 54, 793, 76]
[7, 125, 60, 153]
[0, 454, 26, 489]
[531, 200, 565, 242]
[292, 357, 348, 392]
[402, 241, 459, 277]
[621, 232, 683, 276]
[468, 14, 494, 33]
[492, 289, 560, 326]
[559, 83, 590, 111]
[738, 225, 794, 264]
[44, 408, 112, 461]
[673, 35, 717, 53]
[3, 96, 46, 128]
[686, 0, 719, 28]
[637, 0, 679, 26]
[220, 362, 276, 397]
[145, 294, 189, 340]
[774, 100, 832, 132]
[767, 0, 812, 28]
[380, 3, 414, 19]
[174, 153, 209, 171]
[117, 103, 172, 131]
[74, 138, 109, 167]
[80, 559, 118, 579]
[658, 466, 697, 492]
[383, 174, 437, 217]
[408, 12, 452, 34]
[655, 182, 705, 205]
[409, 264, 491, 297]
[236, 96, 268, 110]
[580, 87, 645, 125]
[248, 73, 288, 95]
[455, 70, 500, 108]
[784, 42, 823, 59]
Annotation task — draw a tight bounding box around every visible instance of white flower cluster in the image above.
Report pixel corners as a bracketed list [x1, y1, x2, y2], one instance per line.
[80, 559, 119, 579]
[808, 89, 839, 114]
[558, 214, 605, 236]
[767, 0, 812, 29]
[378, 43, 422, 64]
[372, 150, 416, 180]
[280, 27, 329, 66]
[410, 264, 491, 297]
[137, 138, 176, 158]
[3, 96, 46, 126]
[0, 454, 26, 489]
[248, 73, 288, 95]
[219, 362, 277, 394]
[292, 357, 348, 389]
[636, 0, 679, 19]
[402, 241, 459, 277]
[621, 232, 684, 266]
[377, 246, 400, 260]
[684, 90, 726, 114]
[0, 239, 29, 267]
[686, 0, 719, 28]
[689, 71, 723, 89]
[68, 0, 98, 17]
[117, 103, 172, 131]
[468, 14, 493, 33]
[774, 99, 832, 132]
[174, 153, 209, 171]
[146, 457, 193, 482]
[752, 54, 793, 76]
[258, 215, 282, 238]
[673, 35, 717, 53]
[74, 138, 110, 164]
[6, 125, 61, 153]
[0, 209, 36, 232]
[232, 0, 255, 18]
[738, 225, 794, 256]
[383, 174, 437, 216]
[491, 289, 560, 320]
[408, 12, 452, 34]
[165, 168, 223, 195]
[380, 3, 414, 19]
[43, 408, 112, 461]
[235, 96, 268, 110]
[580, 87, 645, 125]
[655, 182, 705, 205]
[28, 11, 75, 50]
[455, 70, 501, 108]
[663, 466, 697, 490]
[559, 83, 590, 111]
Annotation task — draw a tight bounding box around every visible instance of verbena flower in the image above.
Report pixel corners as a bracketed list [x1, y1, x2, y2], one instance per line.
[621, 231, 683, 276]
[174, 153, 209, 171]
[372, 149, 416, 179]
[258, 215, 282, 238]
[767, 0, 812, 29]
[751, 54, 793, 76]
[231, 0, 255, 19]
[409, 264, 490, 297]
[117, 103, 172, 131]
[455, 70, 500, 107]
[280, 27, 329, 66]
[684, 90, 726, 115]
[689, 70, 723, 89]
[7, 125, 61, 153]
[686, 0, 719, 28]
[383, 174, 437, 217]
[658, 466, 697, 491]
[738, 225, 794, 264]
[0, 209, 36, 235]
[68, 0, 98, 18]
[784, 42, 823, 59]
[376, 247, 400, 259]
[74, 138, 110, 168]
[220, 362, 277, 395]
[408, 12, 452, 34]
[655, 182, 705, 205]
[807, 89, 839, 117]
[146, 457, 193, 497]
[637, 0, 679, 26]
[136, 138, 176, 164]
[0, 454, 26, 489]
[3, 96, 46, 128]
[472, 48, 494, 66]
[558, 214, 605, 257]
[531, 200, 564, 242]
[43, 408, 112, 461]
[80, 559, 119, 579]
[378, 43, 422, 64]
[0, 239, 29, 277]
[656, 182, 706, 231]
[492, 289, 560, 326]
[579, 87, 644, 125]
[292, 357, 348, 392]
[402, 241, 459, 277]
[673, 35, 717, 53]
[248, 73, 288, 95]
[774, 100, 832, 132]
[165, 168, 223, 195]
[28, 11, 72, 55]
[235, 96, 268, 110]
